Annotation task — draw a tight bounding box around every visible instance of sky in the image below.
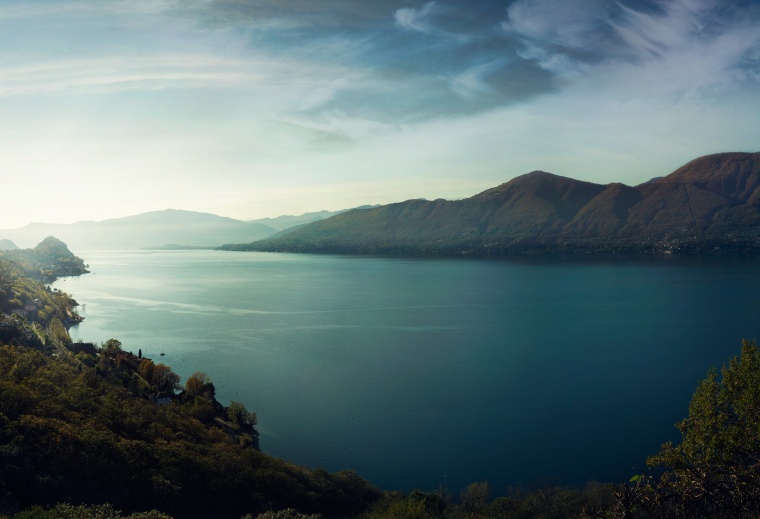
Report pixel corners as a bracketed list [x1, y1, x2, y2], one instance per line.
[1, 0, 759, 228]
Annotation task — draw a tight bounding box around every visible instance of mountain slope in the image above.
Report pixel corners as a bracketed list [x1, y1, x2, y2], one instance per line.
[0, 239, 18, 250]
[248, 206, 381, 232]
[223, 152, 760, 255]
[248, 209, 345, 231]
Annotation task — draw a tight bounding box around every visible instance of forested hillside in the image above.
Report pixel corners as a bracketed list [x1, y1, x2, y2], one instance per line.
[2, 236, 89, 280]
[224, 152, 760, 255]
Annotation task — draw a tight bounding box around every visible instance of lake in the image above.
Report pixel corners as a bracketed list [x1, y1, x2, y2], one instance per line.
[54, 250, 760, 494]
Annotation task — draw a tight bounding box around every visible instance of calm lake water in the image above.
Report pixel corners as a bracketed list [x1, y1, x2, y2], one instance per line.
[55, 250, 760, 494]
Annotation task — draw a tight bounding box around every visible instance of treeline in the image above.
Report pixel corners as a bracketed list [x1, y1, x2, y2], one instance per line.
[221, 236, 754, 257]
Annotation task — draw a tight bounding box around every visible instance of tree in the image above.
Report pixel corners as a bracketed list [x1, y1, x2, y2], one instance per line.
[460, 482, 491, 515]
[151, 363, 180, 393]
[102, 338, 122, 357]
[138, 358, 155, 382]
[228, 400, 257, 428]
[628, 340, 760, 518]
[184, 371, 211, 397]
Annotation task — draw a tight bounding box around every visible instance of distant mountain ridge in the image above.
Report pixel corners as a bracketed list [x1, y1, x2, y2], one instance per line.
[222, 152, 760, 255]
[247, 206, 380, 231]
[0, 209, 278, 251]
[0, 239, 17, 251]
[0, 207, 381, 251]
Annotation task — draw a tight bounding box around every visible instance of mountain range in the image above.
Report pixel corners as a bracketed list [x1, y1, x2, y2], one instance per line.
[5, 152, 759, 254]
[0, 209, 277, 251]
[247, 207, 377, 230]
[221, 152, 760, 255]
[0, 207, 375, 251]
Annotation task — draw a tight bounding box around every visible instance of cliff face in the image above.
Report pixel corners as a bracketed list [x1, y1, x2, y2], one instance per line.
[223, 152, 760, 255]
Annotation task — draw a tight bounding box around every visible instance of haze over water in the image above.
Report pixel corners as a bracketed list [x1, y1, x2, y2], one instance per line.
[56, 250, 760, 493]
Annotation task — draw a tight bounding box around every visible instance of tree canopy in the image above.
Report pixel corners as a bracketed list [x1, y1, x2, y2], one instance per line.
[622, 340, 760, 518]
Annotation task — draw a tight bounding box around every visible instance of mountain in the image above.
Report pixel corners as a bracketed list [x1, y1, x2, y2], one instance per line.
[221, 152, 760, 255]
[0, 239, 18, 250]
[0, 209, 278, 251]
[248, 206, 380, 231]
[248, 209, 343, 231]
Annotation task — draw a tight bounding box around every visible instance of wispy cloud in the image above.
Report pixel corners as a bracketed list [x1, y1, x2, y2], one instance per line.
[394, 1, 472, 42]
[0, 55, 271, 97]
[0, 0, 174, 20]
[611, 0, 718, 60]
[395, 2, 439, 34]
[503, 0, 613, 50]
[503, 0, 760, 96]
[277, 111, 392, 142]
[446, 59, 507, 98]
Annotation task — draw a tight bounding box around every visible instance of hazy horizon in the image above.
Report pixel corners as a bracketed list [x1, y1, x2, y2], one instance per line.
[2, 0, 760, 228]
[0, 206, 344, 231]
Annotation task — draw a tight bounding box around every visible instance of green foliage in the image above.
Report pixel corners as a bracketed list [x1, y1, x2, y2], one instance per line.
[12, 503, 173, 518]
[150, 363, 180, 393]
[363, 482, 611, 519]
[617, 340, 760, 518]
[0, 345, 381, 519]
[137, 359, 155, 382]
[2, 236, 89, 280]
[249, 510, 323, 519]
[183, 372, 214, 399]
[186, 395, 216, 422]
[102, 339, 122, 357]
[228, 400, 257, 427]
[649, 340, 760, 474]
[76, 352, 96, 367]
[0, 254, 81, 355]
[460, 482, 490, 514]
[647, 340, 760, 518]
[49, 318, 71, 346]
[364, 491, 442, 519]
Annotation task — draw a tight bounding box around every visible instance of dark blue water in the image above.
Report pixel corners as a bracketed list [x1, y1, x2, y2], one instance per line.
[56, 250, 760, 494]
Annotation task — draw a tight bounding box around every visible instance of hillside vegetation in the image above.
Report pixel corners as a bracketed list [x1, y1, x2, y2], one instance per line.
[2, 237, 88, 281]
[0, 344, 380, 518]
[223, 152, 760, 255]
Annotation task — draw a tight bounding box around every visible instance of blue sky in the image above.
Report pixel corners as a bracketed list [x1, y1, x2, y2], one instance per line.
[1, 0, 759, 227]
